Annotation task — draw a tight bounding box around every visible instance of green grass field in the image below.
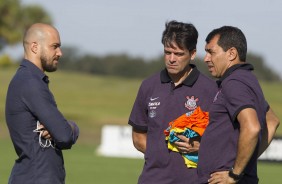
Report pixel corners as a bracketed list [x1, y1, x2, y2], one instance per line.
[1, 67, 282, 183]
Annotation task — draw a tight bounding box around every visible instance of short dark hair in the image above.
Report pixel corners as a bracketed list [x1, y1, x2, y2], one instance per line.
[206, 26, 247, 61]
[161, 20, 198, 51]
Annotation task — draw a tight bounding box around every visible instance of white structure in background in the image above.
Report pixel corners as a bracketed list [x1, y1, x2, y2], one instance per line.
[97, 125, 282, 162]
[259, 138, 282, 162]
[96, 125, 144, 159]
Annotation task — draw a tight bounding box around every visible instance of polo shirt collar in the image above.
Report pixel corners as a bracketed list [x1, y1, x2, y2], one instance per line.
[216, 63, 254, 87]
[160, 64, 200, 87]
[21, 59, 49, 84]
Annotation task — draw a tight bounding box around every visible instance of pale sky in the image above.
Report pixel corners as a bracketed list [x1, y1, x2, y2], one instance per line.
[6, 0, 282, 76]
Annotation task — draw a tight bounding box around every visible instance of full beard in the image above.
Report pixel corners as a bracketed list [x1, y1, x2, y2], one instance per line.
[41, 55, 58, 72]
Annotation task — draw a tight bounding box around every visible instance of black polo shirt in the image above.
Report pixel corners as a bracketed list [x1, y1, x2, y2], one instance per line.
[5, 59, 79, 184]
[129, 65, 217, 184]
[197, 64, 269, 183]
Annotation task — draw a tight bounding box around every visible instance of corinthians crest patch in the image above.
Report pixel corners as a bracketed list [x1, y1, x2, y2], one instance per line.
[185, 96, 198, 111]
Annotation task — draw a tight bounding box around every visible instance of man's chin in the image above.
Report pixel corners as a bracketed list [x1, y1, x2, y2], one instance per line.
[45, 67, 58, 72]
[167, 68, 179, 75]
[208, 68, 217, 77]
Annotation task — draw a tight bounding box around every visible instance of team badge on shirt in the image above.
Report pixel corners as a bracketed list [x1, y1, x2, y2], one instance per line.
[149, 110, 157, 118]
[185, 96, 198, 111]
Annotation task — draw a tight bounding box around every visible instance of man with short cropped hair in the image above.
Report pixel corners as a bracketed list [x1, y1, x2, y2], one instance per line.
[6, 23, 79, 184]
[197, 26, 280, 184]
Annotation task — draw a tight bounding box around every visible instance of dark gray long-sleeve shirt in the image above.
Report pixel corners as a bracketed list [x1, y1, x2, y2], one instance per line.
[5, 59, 79, 184]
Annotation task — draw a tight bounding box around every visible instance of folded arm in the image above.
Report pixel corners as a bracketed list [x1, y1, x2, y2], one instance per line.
[24, 80, 79, 149]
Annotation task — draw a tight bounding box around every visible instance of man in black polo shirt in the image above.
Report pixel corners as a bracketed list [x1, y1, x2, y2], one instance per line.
[128, 20, 217, 184]
[197, 26, 280, 183]
[5, 23, 79, 184]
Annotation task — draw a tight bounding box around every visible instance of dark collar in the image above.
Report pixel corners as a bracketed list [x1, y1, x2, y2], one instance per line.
[21, 59, 49, 83]
[160, 64, 200, 87]
[216, 63, 253, 87]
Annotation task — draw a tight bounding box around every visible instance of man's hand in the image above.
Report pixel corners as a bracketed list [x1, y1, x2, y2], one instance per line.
[37, 123, 52, 140]
[174, 134, 200, 154]
[208, 171, 236, 184]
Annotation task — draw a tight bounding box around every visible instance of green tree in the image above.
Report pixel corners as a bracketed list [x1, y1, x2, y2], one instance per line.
[0, 54, 14, 67]
[247, 53, 281, 81]
[0, 0, 52, 51]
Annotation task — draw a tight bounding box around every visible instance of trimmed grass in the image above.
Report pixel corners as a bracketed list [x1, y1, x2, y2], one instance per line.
[1, 67, 282, 183]
[0, 138, 144, 184]
[64, 145, 144, 184]
[1, 138, 281, 184]
[258, 162, 282, 184]
[0, 139, 282, 184]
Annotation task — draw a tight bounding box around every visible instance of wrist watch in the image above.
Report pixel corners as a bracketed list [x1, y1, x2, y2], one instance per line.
[228, 167, 244, 181]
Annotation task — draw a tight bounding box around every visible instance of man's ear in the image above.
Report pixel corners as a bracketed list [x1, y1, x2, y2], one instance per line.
[31, 42, 38, 54]
[190, 49, 197, 60]
[228, 47, 238, 61]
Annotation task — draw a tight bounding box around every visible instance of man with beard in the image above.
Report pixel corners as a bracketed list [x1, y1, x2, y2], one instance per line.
[5, 23, 79, 184]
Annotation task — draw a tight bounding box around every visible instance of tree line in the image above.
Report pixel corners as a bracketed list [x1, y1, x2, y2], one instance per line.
[58, 47, 281, 81]
[1, 1, 280, 81]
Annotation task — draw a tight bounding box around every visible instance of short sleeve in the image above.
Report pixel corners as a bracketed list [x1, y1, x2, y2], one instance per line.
[128, 82, 148, 132]
[222, 79, 256, 122]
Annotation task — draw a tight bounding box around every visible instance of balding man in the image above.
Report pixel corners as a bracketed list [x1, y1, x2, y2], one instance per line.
[5, 23, 79, 184]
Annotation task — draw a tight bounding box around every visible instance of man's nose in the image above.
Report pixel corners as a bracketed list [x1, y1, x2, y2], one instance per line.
[169, 54, 176, 62]
[57, 48, 63, 57]
[204, 53, 210, 63]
